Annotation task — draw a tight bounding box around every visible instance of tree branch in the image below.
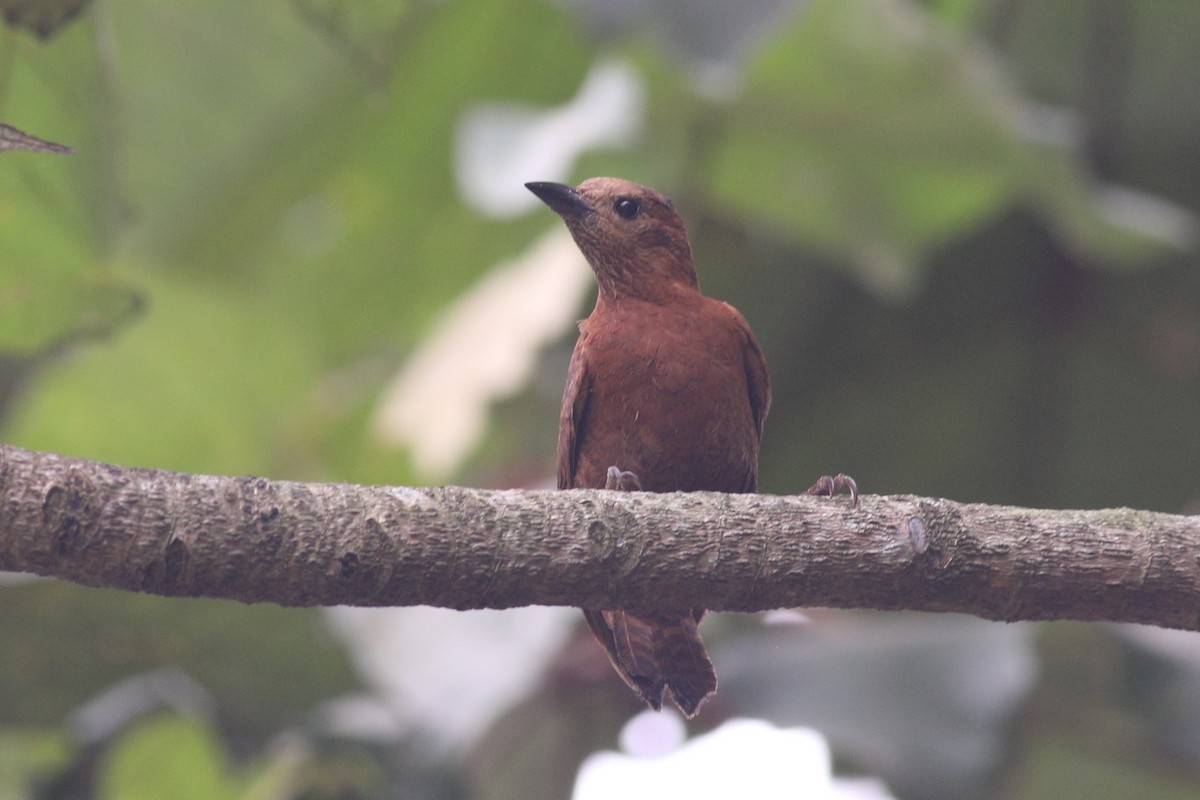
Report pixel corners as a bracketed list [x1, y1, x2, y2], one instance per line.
[1, 443, 1197, 629]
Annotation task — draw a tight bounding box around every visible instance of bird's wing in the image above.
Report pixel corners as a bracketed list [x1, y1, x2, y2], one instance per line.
[716, 301, 770, 493]
[743, 323, 771, 443]
[720, 301, 771, 442]
[557, 332, 592, 490]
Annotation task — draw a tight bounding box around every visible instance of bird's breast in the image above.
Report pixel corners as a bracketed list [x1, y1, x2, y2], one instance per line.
[574, 302, 759, 493]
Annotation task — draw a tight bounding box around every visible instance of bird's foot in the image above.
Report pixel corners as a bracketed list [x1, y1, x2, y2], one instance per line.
[804, 473, 858, 507]
[605, 466, 643, 492]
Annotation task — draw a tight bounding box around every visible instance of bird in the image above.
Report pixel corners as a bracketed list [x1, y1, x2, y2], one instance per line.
[526, 177, 856, 717]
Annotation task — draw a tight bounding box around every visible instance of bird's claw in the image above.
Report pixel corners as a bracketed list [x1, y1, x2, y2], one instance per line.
[605, 466, 643, 492]
[804, 473, 858, 507]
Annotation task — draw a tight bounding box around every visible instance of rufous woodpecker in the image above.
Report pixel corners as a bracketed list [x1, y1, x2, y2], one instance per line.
[527, 177, 856, 716]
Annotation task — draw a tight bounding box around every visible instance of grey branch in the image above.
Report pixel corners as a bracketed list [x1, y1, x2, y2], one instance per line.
[0, 124, 74, 154]
[1, 443, 1197, 630]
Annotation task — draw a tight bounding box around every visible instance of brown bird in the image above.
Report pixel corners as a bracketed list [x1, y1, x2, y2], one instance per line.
[527, 177, 855, 717]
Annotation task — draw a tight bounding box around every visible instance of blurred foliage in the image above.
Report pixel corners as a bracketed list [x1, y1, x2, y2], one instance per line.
[0, 581, 357, 736]
[98, 714, 303, 800]
[705, 0, 1163, 296]
[2, 0, 1200, 798]
[0, 727, 68, 799]
[0, 0, 89, 40]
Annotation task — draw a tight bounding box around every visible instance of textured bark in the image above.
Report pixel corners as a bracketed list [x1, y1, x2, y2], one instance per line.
[1, 443, 1197, 629]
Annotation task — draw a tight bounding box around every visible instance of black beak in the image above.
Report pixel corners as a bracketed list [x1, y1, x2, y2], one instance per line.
[525, 181, 594, 219]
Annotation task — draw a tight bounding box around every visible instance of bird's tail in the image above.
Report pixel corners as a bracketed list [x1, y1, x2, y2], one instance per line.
[583, 609, 717, 718]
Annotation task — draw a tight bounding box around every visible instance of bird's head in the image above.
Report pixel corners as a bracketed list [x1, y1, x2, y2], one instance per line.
[525, 177, 698, 301]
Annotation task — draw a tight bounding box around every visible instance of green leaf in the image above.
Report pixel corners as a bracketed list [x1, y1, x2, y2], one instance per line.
[0, 21, 140, 356]
[99, 714, 303, 800]
[100, 715, 235, 800]
[0, 727, 69, 799]
[704, 0, 1189, 297]
[705, 0, 1024, 294]
[3, 0, 588, 478]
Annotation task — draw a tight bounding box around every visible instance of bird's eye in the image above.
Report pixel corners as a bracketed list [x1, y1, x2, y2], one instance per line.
[614, 197, 641, 220]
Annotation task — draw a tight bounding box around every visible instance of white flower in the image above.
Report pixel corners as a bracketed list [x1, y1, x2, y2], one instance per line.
[574, 716, 894, 800]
